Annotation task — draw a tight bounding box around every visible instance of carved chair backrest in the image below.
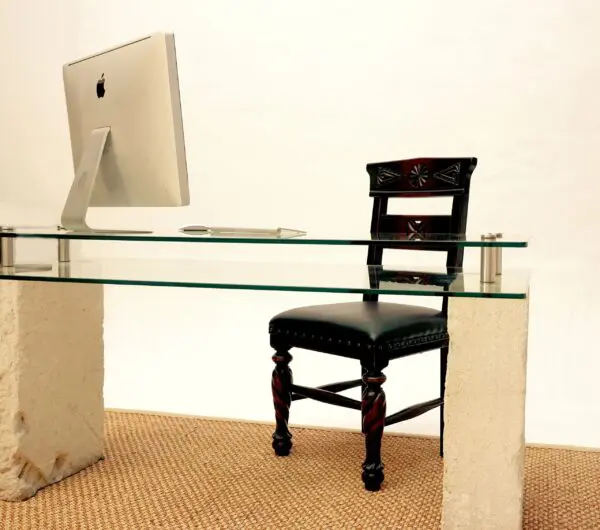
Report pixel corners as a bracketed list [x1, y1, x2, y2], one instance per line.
[363, 157, 478, 305]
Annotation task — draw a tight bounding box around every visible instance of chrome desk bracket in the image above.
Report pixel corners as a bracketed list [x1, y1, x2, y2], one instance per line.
[0, 226, 57, 274]
[58, 239, 70, 263]
[480, 233, 498, 284]
[0, 227, 15, 268]
[57, 238, 71, 278]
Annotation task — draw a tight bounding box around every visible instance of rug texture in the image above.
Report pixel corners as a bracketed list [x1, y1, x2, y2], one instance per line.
[0, 411, 599, 529]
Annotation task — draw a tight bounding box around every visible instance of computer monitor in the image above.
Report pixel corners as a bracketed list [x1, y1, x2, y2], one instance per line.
[61, 32, 189, 232]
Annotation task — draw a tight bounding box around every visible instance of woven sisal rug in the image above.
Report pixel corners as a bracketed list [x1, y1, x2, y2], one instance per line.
[1, 411, 599, 529]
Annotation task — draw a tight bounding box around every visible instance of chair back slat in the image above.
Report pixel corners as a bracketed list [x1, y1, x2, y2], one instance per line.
[377, 214, 452, 238]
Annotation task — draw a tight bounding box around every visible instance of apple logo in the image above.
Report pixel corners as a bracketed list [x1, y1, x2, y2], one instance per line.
[96, 73, 106, 98]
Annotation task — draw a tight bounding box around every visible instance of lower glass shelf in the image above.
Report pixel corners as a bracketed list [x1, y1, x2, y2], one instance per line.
[0, 259, 529, 299]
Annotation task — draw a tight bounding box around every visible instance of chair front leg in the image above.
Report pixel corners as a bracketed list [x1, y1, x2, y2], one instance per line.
[271, 350, 293, 456]
[361, 369, 386, 491]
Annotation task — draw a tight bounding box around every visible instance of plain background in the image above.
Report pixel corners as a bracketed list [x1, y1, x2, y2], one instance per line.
[0, 0, 598, 448]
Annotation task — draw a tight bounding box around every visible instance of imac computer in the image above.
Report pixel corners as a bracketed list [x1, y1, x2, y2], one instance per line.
[61, 32, 189, 233]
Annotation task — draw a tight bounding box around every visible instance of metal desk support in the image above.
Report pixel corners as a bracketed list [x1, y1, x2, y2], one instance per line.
[58, 239, 70, 263]
[480, 233, 498, 284]
[0, 227, 15, 268]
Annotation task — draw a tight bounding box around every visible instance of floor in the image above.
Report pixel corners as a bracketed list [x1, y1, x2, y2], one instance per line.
[1, 411, 599, 529]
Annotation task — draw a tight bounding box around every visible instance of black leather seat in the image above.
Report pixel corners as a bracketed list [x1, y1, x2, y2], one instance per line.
[269, 302, 448, 361]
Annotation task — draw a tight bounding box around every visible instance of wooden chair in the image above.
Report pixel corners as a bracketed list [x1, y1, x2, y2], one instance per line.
[268, 157, 477, 491]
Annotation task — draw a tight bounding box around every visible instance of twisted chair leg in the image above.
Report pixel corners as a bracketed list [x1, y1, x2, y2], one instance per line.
[271, 350, 293, 456]
[361, 369, 386, 491]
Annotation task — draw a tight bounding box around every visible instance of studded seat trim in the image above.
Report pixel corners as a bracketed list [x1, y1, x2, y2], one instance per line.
[269, 325, 448, 351]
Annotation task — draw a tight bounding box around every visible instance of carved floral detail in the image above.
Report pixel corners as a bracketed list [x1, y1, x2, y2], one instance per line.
[409, 164, 428, 188]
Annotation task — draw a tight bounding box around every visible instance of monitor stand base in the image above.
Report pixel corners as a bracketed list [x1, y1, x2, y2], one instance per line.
[60, 127, 152, 235]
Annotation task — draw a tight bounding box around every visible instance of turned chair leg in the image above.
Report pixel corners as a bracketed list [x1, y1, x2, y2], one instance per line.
[271, 350, 293, 456]
[440, 345, 449, 458]
[361, 368, 386, 491]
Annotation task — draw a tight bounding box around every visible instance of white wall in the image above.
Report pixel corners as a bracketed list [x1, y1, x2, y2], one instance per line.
[1, 0, 599, 447]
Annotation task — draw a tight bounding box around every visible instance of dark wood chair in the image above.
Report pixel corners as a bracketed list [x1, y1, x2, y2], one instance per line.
[268, 157, 477, 491]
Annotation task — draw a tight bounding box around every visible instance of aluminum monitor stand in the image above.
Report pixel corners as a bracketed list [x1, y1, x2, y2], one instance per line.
[60, 127, 151, 234]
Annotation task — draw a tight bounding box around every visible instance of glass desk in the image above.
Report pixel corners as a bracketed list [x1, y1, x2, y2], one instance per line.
[0, 225, 524, 288]
[0, 227, 530, 529]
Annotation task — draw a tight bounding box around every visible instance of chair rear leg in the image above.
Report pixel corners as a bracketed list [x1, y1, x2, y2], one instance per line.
[361, 365, 368, 433]
[361, 368, 386, 491]
[440, 345, 449, 458]
[271, 349, 293, 456]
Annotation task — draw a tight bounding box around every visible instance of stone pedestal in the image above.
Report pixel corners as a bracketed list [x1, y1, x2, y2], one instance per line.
[442, 296, 530, 530]
[0, 281, 104, 501]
